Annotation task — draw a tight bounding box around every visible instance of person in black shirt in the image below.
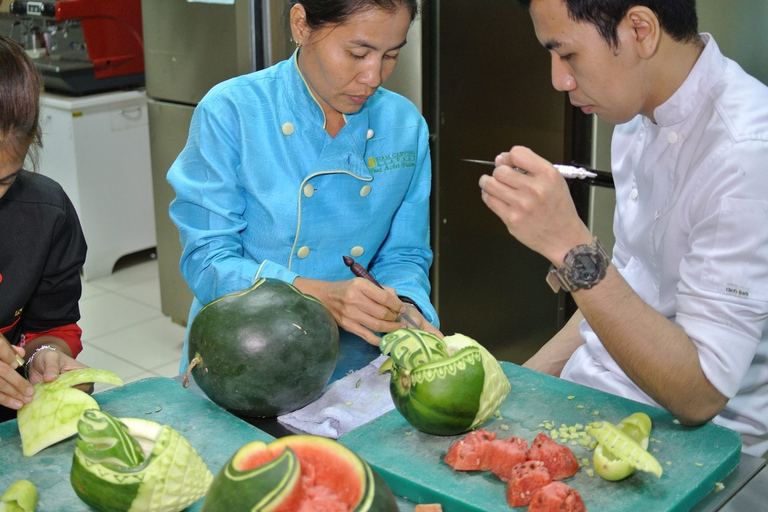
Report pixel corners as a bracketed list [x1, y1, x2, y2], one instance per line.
[0, 35, 88, 421]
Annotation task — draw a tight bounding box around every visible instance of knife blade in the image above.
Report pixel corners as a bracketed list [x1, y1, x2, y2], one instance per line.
[462, 158, 598, 179]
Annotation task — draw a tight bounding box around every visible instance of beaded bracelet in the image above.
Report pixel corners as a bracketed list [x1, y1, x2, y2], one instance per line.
[24, 344, 58, 378]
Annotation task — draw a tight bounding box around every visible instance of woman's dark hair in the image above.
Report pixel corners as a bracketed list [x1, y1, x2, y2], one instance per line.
[292, 0, 419, 29]
[517, 0, 699, 48]
[0, 35, 42, 169]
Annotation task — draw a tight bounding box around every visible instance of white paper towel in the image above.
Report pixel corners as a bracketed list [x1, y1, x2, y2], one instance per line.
[278, 354, 395, 438]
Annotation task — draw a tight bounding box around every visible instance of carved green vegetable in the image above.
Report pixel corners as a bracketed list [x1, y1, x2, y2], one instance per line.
[17, 368, 124, 456]
[380, 329, 511, 435]
[587, 416, 663, 479]
[0, 480, 38, 512]
[592, 412, 653, 481]
[70, 409, 213, 512]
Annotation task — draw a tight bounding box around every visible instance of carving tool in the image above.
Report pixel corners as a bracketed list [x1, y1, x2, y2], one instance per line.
[342, 255, 420, 329]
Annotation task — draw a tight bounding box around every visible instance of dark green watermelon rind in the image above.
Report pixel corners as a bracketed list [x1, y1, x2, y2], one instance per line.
[188, 278, 339, 417]
[201, 444, 300, 512]
[204, 435, 397, 512]
[196, 278, 325, 314]
[390, 347, 486, 435]
[357, 462, 399, 512]
[70, 452, 142, 512]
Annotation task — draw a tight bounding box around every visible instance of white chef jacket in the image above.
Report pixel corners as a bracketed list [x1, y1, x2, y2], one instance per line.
[561, 35, 768, 457]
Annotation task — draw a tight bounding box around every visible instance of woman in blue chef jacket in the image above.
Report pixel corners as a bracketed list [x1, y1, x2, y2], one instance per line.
[168, 0, 441, 379]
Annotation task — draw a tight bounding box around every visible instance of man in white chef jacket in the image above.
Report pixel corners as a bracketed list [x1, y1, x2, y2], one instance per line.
[479, 0, 768, 457]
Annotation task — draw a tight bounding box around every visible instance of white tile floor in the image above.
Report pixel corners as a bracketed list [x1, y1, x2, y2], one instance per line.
[77, 255, 186, 393]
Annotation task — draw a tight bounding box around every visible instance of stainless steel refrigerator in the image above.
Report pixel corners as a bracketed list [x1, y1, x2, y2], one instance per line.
[141, 0, 292, 324]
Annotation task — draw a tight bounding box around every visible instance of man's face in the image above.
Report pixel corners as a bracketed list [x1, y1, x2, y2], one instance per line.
[529, 0, 647, 124]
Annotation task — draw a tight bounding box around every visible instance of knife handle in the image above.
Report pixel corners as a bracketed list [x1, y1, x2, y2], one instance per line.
[342, 255, 384, 289]
[342, 256, 421, 329]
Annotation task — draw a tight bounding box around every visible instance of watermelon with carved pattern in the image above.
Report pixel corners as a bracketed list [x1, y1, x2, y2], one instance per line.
[379, 330, 510, 435]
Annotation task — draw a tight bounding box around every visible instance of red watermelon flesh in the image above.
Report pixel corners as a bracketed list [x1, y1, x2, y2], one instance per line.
[239, 443, 364, 512]
[527, 481, 586, 512]
[482, 437, 529, 481]
[292, 444, 363, 512]
[505, 460, 552, 507]
[526, 432, 579, 480]
[443, 429, 497, 471]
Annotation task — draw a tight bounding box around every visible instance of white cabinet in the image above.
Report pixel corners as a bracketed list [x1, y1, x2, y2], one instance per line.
[40, 90, 157, 281]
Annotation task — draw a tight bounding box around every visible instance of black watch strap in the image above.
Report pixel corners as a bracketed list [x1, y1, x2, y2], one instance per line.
[398, 296, 422, 314]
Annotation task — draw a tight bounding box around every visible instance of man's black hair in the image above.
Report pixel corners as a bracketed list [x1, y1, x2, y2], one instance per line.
[516, 0, 699, 47]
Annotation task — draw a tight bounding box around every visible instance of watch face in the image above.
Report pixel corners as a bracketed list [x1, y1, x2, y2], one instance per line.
[568, 253, 602, 283]
[549, 238, 609, 293]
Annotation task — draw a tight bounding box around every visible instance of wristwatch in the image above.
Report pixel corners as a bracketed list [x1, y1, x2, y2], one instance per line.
[546, 237, 610, 293]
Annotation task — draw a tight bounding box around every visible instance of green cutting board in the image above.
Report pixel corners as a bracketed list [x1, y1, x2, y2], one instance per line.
[340, 362, 742, 512]
[0, 377, 274, 511]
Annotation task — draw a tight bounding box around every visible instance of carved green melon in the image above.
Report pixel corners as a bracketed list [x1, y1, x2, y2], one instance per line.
[0, 480, 38, 512]
[70, 409, 213, 512]
[17, 368, 123, 456]
[380, 329, 511, 435]
[202, 435, 397, 512]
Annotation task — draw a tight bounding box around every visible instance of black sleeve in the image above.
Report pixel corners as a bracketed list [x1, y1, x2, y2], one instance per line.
[21, 191, 87, 335]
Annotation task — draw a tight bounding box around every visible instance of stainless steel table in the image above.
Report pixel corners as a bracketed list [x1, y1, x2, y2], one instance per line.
[691, 453, 767, 512]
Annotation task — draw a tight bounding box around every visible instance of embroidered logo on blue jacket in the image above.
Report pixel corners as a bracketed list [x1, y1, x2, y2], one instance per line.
[367, 151, 417, 173]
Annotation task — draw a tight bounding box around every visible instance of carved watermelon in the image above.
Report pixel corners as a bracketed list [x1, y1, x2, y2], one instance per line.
[201, 435, 398, 512]
[380, 329, 510, 435]
[186, 278, 339, 417]
[70, 409, 212, 512]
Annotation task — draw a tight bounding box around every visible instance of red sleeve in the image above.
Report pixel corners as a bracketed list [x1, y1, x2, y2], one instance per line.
[22, 323, 83, 358]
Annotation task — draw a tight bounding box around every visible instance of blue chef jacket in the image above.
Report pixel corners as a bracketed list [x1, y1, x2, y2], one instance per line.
[169, 53, 438, 377]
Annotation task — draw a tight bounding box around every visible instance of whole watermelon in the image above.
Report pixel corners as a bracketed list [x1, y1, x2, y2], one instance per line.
[187, 278, 339, 417]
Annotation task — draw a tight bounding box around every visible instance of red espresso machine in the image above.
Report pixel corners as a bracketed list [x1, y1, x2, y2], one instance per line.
[9, 0, 144, 94]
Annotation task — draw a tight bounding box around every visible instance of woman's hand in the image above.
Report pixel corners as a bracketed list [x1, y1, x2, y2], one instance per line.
[0, 334, 34, 410]
[401, 304, 443, 338]
[294, 277, 429, 346]
[26, 348, 92, 394]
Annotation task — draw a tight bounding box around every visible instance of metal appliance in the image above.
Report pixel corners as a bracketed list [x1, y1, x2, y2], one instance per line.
[7, 0, 144, 95]
[141, 0, 292, 325]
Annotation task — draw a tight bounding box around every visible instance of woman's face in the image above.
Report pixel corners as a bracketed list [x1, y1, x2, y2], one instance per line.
[292, 4, 411, 118]
[0, 141, 28, 200]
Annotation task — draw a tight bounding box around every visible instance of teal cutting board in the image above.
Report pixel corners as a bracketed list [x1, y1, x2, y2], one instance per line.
[340, 362, 742, 512]
[0, 377, 274, 511]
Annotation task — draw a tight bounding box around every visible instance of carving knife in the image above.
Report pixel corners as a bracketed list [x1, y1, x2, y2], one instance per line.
[462, 158, 598, 179]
